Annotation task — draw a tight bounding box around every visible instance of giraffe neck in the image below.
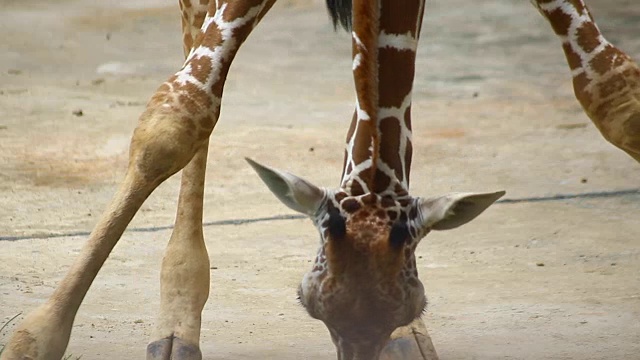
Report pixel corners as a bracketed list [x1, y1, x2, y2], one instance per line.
[341, 0, 425, 198]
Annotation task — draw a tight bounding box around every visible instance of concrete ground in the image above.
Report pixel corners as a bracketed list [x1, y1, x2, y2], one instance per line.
[0, 0, 639, 359]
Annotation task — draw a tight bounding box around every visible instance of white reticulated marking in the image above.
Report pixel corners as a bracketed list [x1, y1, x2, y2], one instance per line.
[342, 115, 360, 187]
[352, 31, 366, 51]
[375, 160, 402, 193]
[352, 31, 366, 70]
[341, 139, 373, 193]
[541, 0, 611, 83]
[571, 67, 585, 77]
[353, 174, 371, 194]
[378, 93, 413, 189]
[353, 53, 363, 70]
[536, 0, 563, 12]
[174, 3, 263, 101]
[175, 47, 217, 92]
[355, 97, 370, 121]
[201, 13, 216, 38]
[187, 2, 209, 39]
[378, 31, 418, 51]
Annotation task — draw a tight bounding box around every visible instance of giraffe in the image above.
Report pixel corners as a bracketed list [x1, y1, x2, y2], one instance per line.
[8, 0, 638, 359]
[0, 0, 504, 358]
[531, 0, 640, 163]
[248, 0, 504, 358]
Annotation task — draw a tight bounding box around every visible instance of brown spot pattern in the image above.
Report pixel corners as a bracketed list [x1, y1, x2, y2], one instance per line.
[372, 170, 391, 194]
[378, 48, 415, 108]
[378, 116, 403, 184]
[589, 47, 627, 76]
[572, 72, 592, 107]
[598, 73, 628, 99]
[351, 124, 375, 171]
[341, 198, 361, 214]
[576, 21, 600, 54]
[349, 180, 365, 196]
[341, 0, 421, 197]
[561, 43, 582, 71]
[380, 0, 423, 37]
[544, 7, 572, 36]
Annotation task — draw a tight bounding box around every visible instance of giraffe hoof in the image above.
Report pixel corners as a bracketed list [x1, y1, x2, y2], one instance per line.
[146, 336, 202, 360]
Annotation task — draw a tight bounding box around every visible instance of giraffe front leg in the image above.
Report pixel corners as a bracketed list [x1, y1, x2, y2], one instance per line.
[146, 143, 211, 360]
[144, 1, 278, 358]
[0, 104, 207, 360]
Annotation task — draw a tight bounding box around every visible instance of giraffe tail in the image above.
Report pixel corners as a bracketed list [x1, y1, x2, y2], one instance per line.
[326, 0, 352, 31]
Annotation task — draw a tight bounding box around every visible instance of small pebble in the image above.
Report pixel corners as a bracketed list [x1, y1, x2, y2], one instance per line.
[536, 262, 545, 267]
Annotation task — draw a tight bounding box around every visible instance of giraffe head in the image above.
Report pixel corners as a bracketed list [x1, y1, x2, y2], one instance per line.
[247, 158, 503, 358]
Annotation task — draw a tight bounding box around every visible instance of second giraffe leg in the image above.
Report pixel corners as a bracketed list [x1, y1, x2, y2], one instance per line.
[147, 1, 211, 359]
[146, 0, 278, 359]
[146, 142, 211, 360]
[0, 84, 211, 360]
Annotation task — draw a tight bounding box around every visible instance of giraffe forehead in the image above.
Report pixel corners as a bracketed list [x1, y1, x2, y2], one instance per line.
[335, 193, 404, 216]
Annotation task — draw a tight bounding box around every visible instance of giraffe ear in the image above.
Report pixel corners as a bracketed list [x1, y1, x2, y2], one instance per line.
[417, 191, 505, 231]
[246, 158, 325, 216]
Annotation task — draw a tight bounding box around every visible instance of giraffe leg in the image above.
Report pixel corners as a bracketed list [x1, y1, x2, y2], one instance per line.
[141, 1, 279, 359]
[146, 142, 210, 360]
[146, 2, 210, 359]
[1, 1, 277, 359]
[0, 99, 207, 360]
[531, 0, 640, 163]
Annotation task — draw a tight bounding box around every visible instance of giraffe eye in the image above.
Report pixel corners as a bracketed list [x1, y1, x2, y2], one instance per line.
[327, 209, 346, 239]
[389, 222, 409, 248]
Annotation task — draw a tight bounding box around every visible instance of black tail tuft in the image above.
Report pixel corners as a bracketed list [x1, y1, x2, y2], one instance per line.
[326, 0, 352, 32]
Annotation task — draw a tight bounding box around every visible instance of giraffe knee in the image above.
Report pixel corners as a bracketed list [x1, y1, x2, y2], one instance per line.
[595, 112, 640, 159]
[128, 110, 204, 185]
